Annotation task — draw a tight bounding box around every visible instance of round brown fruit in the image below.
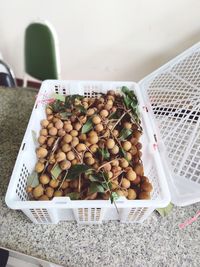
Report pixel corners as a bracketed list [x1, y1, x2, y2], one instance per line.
[60, 160, 71, 170]
[39, 195, 49, 201]
[126, 169, 137, 181]
[121, 178, 130, 189]
[45, 187, 54, 198]
[38, 136, 46, 145]
[33, 184, 44, 199]
[127, 189, 137, 200]
[40, 174, 50, 185]
[54, 190, 63, 197]
[138, 192, 150, 200]
[36, 147, 48, 158]
[35, 162, 44, 173]
[49, 179, 59, 188]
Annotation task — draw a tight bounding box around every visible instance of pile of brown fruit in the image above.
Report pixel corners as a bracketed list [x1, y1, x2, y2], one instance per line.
[27, 87, 153, 202]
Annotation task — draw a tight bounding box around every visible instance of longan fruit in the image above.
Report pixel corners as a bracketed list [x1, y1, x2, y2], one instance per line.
[38, 136, 46, 145]
[58, 129, 65, 137]
[85, 141, 91, 147]
[35, 162, 44, 173]
[54, 190, 63, 197]
[40, 174, 50, 185]
[126, 169, 137, 181]
[107, 99, 113, 106]
[76, 143, 86, 152]
[53, 117, 59, 123]
[121, 178, 130, 189]
[131, 175, 141, 185]
[106, 139, 115, 149]
[39, 195, 49, 201]
[100, 109, 109, 118]
[111, 180, 119, 190]
[71, 137, 79, 147]
[70, 180, 78, 189]
[70, 116, 76, 122]
[60, 160, 71, 170]
[112, 129, 119, 137]
[141, 182, 153, 192]
[62, 143, 71, 153]
[40, 129, 48, 136]
[123, 122, 132, 129]
[122, 141, 132, 151]
[134, 130, 142, 140]
[55, 120, 64, 130]
[66, 151, 75, 161]
[111, 159, 119, 167]
[141, 176, 149, 183]
[61, 180, 69, 190]
[56, 152, 66, 162]
[47, 115, 53, 121]
[49, 127, 58, 136]
[116, 190, 124, 197]
[127, 189, 137, 200]
[71, 159, 78, 165]
[134, 163, 144, 176]
[138, 192, 150, 200]
[33, 184, 44, 199]
[103, 163, 111, 172]
[136, 142, 142, 150]
[102, 192, 110, 200]
[87, 108, 95, 116]
[36, 147, 48, 158]
[84, 152, 92, 158]
[90, 144, 98, 153]
[120, 158, 129, 168]
[79, 116, 87, 124]
[130, 137, 138, 145]
[126, 152, 132, 161]
[41, 119, 49, 128]
[79, 133, 87, 141]
[26, 186, 33, 193]
[88, 130, 97, 137]
[63, 134, 73, 143]
[129, 146, 137, 156]
[47, 122, 54, 129]
[45, 187, 54, 198]
[95, 124, 104, 132]
[49, 154, 56, 164]
[92, 115, 101, 125]
[64, 122, 73, 132]
[85, 157, 95, 165]
[89, 135, 98, 144]
[74, 122, 82, 131]
[86, 192, 98, 200]
[107, 171, 113, 179]
[70, 130, 78, 137]
[46, 107, 53, 115]
[49, 179, 59, 188]
[110, 145, 119, 155]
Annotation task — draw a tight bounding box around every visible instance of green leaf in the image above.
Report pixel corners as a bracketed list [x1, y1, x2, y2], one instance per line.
[51, 164, 63, 180]
[110, 192, 120, 204]
[119, 128, 132, 141]
[88, 173, 103, 182]
[108, 111, 120, 119]
[27, 171, 39, 188]
[53, 93, 65, 102]
[156, 203, 173, 217]
[31, 130, 38, 146]
[75, 105, 87, 114]
[81, 117, 93, 134]
[89, 182, 105, 193]
[50, 99, 66, 113]
[66, 164, 91, 180]
[60, 112, 72, 120]
[98, 148, 110, 160]
[66, 192, 80, 200]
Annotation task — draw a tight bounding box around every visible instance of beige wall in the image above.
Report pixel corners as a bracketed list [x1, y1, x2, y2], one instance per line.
[0, 0, 200, 82]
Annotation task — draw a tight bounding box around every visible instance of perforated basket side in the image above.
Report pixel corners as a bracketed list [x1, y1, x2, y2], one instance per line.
[139, 43, 200, 206]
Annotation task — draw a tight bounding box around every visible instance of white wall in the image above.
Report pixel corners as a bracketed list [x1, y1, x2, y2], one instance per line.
[0, 0, 200, 82]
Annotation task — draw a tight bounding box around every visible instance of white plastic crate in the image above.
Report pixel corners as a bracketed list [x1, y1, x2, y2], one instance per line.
[5, 80, 170, 224]
[139, 42, 200, 206]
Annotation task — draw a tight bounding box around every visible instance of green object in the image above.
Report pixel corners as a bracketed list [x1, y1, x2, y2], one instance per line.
[25, 23, 59, 81]
[156, 202, 174, 217]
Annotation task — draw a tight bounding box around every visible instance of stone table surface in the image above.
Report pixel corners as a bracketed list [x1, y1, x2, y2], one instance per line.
[0, 87, 199, 267]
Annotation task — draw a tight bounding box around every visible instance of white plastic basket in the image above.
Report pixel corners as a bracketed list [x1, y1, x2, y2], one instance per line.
[5, 80, 170, 224]
[139, 42, 200, 206]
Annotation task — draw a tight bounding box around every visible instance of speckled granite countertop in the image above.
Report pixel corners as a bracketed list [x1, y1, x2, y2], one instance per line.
[0, 87, 200, 267]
